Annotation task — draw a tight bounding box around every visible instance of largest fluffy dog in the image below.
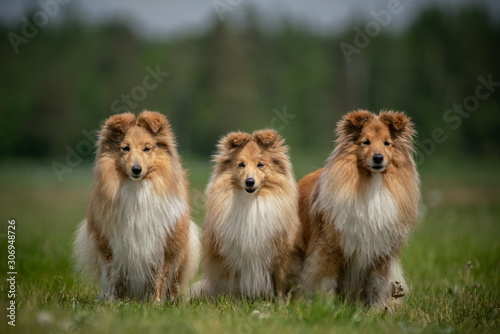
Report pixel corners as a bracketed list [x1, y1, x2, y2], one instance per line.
[298, 110, 420, 307]
[74, 111, 200, 301]
[198, 130, 303, 299]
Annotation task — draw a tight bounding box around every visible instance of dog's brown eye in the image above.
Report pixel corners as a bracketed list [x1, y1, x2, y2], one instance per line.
[238, 162, 245, 168]
[122, 146, 130, 152]
[384, 141, 391, 146]
[257, 162, 264, 168]
[362, 140, 370, 145]
[144, 147, 151, 152]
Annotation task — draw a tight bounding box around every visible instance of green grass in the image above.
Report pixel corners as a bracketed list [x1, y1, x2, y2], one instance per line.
[0, 157, 499, 333]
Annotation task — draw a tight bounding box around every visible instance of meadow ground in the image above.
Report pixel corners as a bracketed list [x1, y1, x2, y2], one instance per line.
[0, 157, 499, 333]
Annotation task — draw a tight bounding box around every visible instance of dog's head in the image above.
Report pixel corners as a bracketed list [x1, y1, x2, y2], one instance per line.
[336, 110, 415, 173]
[213, 129, 291, 195]
[98, 111, 177, 181]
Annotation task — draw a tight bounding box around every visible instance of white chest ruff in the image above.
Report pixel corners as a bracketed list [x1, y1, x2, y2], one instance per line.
[109, 180, 186, 295]
[325, 174, 400, 269]
[214, 194, 285, 297]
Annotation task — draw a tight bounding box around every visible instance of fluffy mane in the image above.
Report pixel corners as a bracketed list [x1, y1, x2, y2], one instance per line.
[319, 110, 419, 216]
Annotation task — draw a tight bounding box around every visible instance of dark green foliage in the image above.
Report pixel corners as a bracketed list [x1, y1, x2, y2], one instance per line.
[1, 7, 499, 162]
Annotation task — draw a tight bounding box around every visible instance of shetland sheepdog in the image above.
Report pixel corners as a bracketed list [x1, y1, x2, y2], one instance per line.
[196, 130, 303, 299]
[74, 111, 200, 301]
[298, 110, 420, 307]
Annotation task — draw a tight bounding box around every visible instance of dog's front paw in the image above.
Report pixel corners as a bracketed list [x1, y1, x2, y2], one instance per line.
[391, 281, 405, 298]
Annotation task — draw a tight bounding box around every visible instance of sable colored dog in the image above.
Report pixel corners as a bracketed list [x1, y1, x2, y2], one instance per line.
[74, 111, 200, 301]
[298, 110, 420, 307]
[196, 130, 303, 299]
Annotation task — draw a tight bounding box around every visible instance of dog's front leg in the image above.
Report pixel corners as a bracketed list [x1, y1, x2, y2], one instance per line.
[363, 258, 393, 307]
[100, 261, 124, 301]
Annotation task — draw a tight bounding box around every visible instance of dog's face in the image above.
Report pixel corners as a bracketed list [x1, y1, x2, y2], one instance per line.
[232, 140, 268, 194]
[98, 111, 175, 181]
[214, 130, 291, 195]
[119, 126, 156, 180]
[356, 118, 393, 173]
[338, 110, 414, 174]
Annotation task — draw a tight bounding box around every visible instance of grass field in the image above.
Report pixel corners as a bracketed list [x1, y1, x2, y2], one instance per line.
[0, 157, 499, 333]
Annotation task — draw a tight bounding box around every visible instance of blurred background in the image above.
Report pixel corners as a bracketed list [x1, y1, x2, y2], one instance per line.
[1, 0, 499, 166]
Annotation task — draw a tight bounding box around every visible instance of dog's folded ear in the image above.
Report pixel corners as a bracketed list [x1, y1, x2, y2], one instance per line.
[104, 112, 136, 134]
[343, 110, 374, 130]
[220, 132, 252, 149]
[98, 113, 136, 151]
[336, 110, 374, 140]
[100, 112, 136, 144]
[379, 111, 413, 133]
[253, 129, 281, 148]
[379, 111, 416, 153]
[137, 111, 170, 135]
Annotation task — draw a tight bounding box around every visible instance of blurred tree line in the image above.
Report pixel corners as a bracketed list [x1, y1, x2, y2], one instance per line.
[0, 7, 499, 162]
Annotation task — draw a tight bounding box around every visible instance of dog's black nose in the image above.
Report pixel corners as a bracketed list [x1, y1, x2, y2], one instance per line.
[373, 154, 384, 164]
[245, 178, 255, 187]
[131, 165, 142, 175]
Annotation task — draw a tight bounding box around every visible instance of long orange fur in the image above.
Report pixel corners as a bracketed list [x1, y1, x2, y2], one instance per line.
[298, 110, 420, 307]
[74, 111, 200, 301]
[196, 129, 303, 299]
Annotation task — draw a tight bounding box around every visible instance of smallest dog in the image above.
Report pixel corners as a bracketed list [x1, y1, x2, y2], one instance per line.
[74, 111, 200, 302]
[196, 130, 303, 299]
[298, 110, 420, 307]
